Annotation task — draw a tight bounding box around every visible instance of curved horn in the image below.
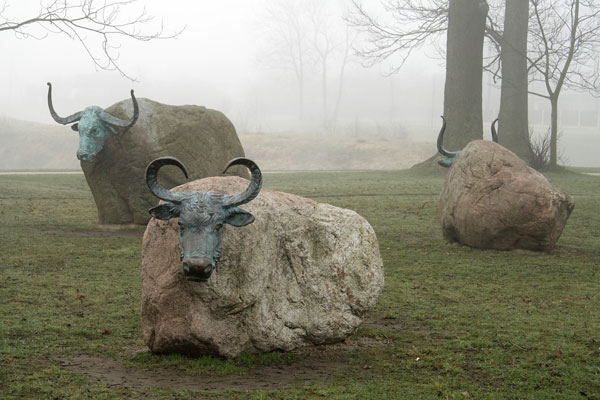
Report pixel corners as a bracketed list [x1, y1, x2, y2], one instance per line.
[437, 116, 459, 157]
[222, 158, 262, 208]
[47, 82, 83, 125]
[491, 118, 499, 143]
[99, 89, 139, 129]
[145, 156, 189, 203]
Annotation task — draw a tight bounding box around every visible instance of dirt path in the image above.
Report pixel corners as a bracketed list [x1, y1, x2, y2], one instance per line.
[55, 330, 394, 393]
[58, 353, 348, 392]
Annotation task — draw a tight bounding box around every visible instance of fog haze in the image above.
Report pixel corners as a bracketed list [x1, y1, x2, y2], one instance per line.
[1, 0, 598, 167]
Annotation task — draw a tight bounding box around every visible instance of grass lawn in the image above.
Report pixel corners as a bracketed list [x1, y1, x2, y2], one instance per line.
[0, 168, 598, 399]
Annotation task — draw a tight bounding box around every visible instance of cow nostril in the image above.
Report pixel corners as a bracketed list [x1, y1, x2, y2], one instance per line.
[182, 262, 190, 273]
[181, 259, 214, 281]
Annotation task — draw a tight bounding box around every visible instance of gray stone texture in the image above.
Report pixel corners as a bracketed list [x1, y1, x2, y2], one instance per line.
[439, 140, 574, 251]
[141, 177, 384, 358]
[81, 98, 248, 225]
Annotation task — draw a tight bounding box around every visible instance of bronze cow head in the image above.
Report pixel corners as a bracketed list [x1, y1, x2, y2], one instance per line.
[47, 82, 139, 162]
[145, 157, 262, 282]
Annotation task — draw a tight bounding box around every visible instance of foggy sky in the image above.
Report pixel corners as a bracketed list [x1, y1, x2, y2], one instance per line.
[1, 0, 598, 167]
[0, 1, 446, 130]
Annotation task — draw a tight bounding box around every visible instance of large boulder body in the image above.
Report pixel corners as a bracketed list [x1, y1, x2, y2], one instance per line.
[141, 177, 384, 358]
[439, 140, 574, 251]
[81, 98, 248, 225]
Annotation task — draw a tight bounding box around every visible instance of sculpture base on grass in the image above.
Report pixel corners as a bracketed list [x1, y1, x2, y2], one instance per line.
[141, 177, 384, 358]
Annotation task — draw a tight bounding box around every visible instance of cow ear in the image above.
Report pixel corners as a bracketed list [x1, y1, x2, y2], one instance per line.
[71, 123, 79, 131]
[225, 209, 255, 227]
[149, 202, 180, 220]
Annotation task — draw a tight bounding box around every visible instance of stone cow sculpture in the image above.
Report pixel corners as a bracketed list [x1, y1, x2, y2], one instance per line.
[47, 82, 139, 162]
[145, 156, 261, 282]
[46, 83, 248, 225]
[437, 116, 499, 167]
[141, 165, 384, 357]
[439, 140, 574, 251]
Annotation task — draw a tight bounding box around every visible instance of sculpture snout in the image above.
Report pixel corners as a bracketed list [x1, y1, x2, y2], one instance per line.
[77, 151, 96, 162]
[182, 258, 215, 282]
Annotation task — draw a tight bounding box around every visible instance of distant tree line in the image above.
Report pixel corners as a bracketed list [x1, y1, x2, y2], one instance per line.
[348, 0, 600, 169]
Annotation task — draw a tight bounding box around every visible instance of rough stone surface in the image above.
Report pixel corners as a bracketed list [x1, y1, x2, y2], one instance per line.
[81, 98, 248, 225]
[141, 177, 384, 358]
[440, 140, 574, 251]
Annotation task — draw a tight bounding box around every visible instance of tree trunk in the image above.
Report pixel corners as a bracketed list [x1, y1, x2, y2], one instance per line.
[442, 0, 489, 150]
[297, 78, 304, 122]
[550, 95, 559, 167]
[498, 0, 530, 160]
[331, 29, 352, 132]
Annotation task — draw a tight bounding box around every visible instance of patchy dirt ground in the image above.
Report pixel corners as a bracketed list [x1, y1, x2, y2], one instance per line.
[59, 353, 348, 392]
[56, 337, 394, 393]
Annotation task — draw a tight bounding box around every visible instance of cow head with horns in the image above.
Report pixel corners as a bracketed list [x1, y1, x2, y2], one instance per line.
[145, 156, 262, 282]
[47, 82, 139, 162]
[437, 116, 499, 168]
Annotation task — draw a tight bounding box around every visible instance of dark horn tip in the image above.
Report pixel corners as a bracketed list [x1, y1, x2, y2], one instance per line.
[146, 156, 189, 179]
[47, 82, 51, 87]
[130, 89, 135, 95]
[222, 157, 257, 174]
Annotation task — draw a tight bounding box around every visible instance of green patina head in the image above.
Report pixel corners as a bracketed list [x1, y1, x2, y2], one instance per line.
[145, 157, 262, 282]
[46, 82, 139, 162]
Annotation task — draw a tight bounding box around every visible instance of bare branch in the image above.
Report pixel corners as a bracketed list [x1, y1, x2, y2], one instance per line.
[528, 0, 600, 97]
[0, 0, 184, 80]
[346, 0, 448, 73]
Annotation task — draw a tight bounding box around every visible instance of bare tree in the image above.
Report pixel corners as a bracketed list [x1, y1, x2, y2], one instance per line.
[0, 0, 182, 80]
[442, 0, 489, 149]
[349, 0, 600, 167]
[348, 0, 488, 149]
[528, 0, 600, 168]
[330, 26, 354, 131]
[259, 0, 354, 129]
[348, 1, 533, 157]
[260, 0, 311, 122]
[307, 1, 355, 130]
[347, 0, 448, 73]
[486, 0, 531, 160]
